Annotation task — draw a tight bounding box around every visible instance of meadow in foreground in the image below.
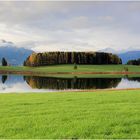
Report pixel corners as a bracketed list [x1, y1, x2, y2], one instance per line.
[0, 90, 139, 139]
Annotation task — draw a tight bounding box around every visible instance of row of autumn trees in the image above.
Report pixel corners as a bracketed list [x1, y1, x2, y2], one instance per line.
[24, 52, 122, 66]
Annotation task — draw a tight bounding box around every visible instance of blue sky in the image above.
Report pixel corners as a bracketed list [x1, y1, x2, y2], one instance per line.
[0, 1, 140, 52]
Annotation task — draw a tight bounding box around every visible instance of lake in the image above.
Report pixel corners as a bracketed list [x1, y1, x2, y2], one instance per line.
[0, 75, 140, 93]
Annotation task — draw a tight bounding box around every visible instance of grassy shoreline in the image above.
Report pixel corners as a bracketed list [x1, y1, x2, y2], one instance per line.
[0, 64, 140, 77]
[0, 90, 140, 139]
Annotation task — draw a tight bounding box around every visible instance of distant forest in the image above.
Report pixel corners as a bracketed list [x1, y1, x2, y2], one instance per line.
[127, 58, 140, 65]
[24, 52, 122, 66]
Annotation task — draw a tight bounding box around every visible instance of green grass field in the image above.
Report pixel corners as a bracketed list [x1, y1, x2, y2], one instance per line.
[0, 90, 140, 139]
[0, 64, 140, 73]
[0, 64, 140, 77]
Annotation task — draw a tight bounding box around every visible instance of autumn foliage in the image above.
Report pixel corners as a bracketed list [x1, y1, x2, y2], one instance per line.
[24, 52, 122, 67]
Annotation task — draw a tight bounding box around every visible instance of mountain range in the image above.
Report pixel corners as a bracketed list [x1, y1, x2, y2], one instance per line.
[0, 40, 140, 65]
[0, 40, 34, 66]
[119, 51, 140, 64]
[99, 47, 140, 64]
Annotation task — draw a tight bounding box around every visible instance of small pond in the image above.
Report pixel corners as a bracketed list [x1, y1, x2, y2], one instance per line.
[0, 75, 140, 93]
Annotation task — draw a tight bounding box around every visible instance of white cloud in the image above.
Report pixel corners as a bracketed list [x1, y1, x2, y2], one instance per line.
[0, 1, 140, 52]
[98, 16, 114, 22]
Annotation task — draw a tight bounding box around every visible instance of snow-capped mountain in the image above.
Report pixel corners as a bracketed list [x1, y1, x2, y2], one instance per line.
[98, 47, 140, 64]
[0, 40, 34, 66]
[98, 47, 117, 54]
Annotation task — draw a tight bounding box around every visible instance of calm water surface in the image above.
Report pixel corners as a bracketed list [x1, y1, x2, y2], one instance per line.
[0, 75, 140, 93]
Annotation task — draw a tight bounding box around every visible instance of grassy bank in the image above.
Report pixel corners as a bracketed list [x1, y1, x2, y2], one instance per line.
[0, 65, 140, 77]
[0, 90, 140, 139]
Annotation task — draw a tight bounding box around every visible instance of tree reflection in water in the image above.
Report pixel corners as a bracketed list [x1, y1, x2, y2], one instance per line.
[1, 75, 8, 84]
[1, 75, 140, 90]
[24, 76, 122, 90]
